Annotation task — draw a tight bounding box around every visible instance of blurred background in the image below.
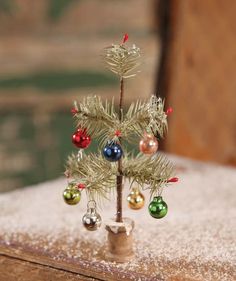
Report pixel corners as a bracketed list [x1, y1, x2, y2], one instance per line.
[0, 0, 235, 192]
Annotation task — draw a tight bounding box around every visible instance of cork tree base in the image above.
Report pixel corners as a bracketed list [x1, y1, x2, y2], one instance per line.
[105, 250, 134, 263]
[105, 218, 135, 263]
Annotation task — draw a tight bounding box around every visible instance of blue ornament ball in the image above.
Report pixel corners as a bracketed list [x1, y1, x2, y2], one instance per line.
[103, 142, 123, 162]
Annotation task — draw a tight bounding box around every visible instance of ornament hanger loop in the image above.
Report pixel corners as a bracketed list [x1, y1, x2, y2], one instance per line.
[87, 200, 96, 209]
[77, 149, 83, 161]
[157, 186, 164, 196]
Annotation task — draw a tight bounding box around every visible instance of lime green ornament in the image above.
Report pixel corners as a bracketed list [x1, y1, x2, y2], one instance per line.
[63, 184, 81, 205]
[148, 196, 168, 219]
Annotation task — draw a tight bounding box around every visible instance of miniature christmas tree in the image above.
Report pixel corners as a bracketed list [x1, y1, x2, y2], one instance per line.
[63, 34, 178, 262]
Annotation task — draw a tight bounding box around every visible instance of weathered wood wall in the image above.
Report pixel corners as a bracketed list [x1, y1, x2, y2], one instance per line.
[159, 0, 236, 165]
[0, 0, 159, 191]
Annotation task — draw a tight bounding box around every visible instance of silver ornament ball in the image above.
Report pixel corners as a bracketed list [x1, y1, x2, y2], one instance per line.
[82, 201, 102, 231]
[82, 210, 102, 231]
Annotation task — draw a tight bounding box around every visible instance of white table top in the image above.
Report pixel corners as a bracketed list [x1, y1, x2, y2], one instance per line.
[0, 155, 235, 280]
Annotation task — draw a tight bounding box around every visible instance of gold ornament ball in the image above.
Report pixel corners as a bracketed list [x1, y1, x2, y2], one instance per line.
[63, 186, 81, 205]
[127, 187, 145, 210]
[139, 134, 158, 155]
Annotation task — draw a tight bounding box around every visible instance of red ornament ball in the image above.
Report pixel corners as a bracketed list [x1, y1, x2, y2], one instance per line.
[72, 129, 91, 149]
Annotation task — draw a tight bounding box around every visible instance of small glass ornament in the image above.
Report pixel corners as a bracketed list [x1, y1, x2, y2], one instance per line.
[103, 142, 123, 162]
[63, 183, 81, 205]
[127, 186, 145, 210]
[148, 196, 168, 219]
[139, 133, 158, 155]
[72, 128, 91, 149]
[82, 200, 102, 231]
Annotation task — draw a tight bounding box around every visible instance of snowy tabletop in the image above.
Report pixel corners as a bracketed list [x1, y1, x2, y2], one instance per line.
[0, 155, 235, 281]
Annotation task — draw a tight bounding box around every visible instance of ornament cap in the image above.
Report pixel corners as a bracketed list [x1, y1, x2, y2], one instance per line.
[131, 186, 140, 193]
[67, 182, 75, 189]
[153, 196, 163, 202]
[87, 200, 97, 214]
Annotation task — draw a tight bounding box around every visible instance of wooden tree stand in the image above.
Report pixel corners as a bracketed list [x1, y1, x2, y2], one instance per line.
[105, 218, 135, 263]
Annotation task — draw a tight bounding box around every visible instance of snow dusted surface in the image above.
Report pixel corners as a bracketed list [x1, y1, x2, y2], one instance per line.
[0, 155, 235, 280]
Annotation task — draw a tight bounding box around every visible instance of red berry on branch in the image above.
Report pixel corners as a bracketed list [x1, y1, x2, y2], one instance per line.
[167, 177, 179, 183]
[122, 33, 129, 44]
[115, 130, 121, 137]
[166, 107, 173, 115]
[72, 129, 91, 149]
[77, 183, 85, 190]
[71, 108, 78, 115]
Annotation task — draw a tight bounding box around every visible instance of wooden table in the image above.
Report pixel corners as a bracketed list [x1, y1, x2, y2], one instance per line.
[0, 155, 235, 280]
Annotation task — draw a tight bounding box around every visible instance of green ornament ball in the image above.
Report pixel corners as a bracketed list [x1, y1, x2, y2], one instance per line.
[63, 185, 81, 205]
[148, 196, 168, 219]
